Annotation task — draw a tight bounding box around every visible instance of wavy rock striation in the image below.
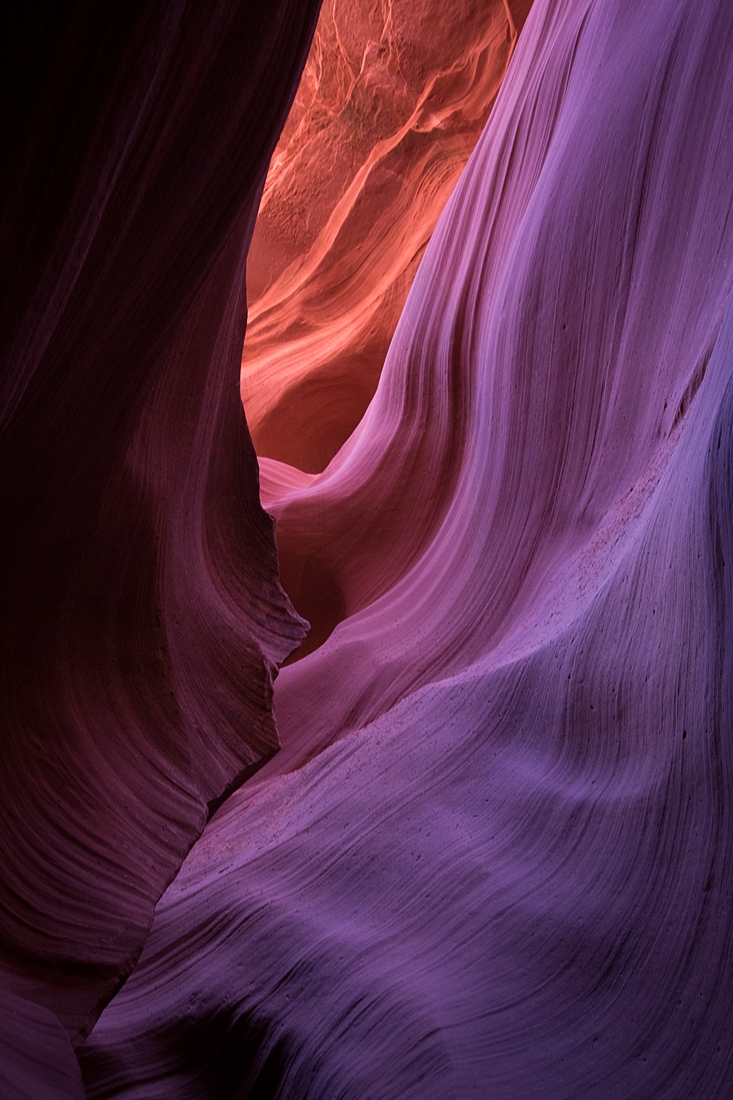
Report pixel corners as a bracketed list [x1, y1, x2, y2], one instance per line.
[0, 0, 319, 1080]
[242, 0, 532, 473]
[82, 0, 733, 1095]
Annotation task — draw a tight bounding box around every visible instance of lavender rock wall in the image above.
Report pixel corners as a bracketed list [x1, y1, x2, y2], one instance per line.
[79, 0, 733, 1096]
[3, 0, 733, 1095]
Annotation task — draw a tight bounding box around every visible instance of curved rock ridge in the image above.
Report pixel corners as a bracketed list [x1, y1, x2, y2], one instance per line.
[263, 0, 733, 677]
[241, 0, 533, 474]
[0, 0, 319, 1054]
[81, 0, 733, 1095]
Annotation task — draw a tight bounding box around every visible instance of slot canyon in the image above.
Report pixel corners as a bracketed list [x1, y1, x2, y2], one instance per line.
[1, 0, 732, 1097]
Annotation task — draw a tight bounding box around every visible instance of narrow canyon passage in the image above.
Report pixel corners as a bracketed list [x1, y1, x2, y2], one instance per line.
[1, 0, 733, 1097]
[245, 0, 534, 660]
[82, 0, 733, 1096]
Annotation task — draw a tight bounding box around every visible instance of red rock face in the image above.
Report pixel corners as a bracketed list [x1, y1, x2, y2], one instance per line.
[0, 0, 318, 1083]
[242, 0, 533, 473]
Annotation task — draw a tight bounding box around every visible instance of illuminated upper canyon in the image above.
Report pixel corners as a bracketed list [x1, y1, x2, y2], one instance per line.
[242, 0, 533, 474]
[1, 1, 733, 1097]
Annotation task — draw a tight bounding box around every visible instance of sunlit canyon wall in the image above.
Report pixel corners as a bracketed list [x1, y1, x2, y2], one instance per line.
[243, 0, 532, 474]
[3, 0, 733, 1097]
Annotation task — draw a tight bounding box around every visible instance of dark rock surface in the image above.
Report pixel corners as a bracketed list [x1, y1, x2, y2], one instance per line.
[0, 0, 319, 1076]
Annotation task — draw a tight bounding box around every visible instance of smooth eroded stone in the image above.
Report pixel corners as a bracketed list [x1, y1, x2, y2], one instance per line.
[0, 0, 318, 1044]
[81, 0, 733, 1096]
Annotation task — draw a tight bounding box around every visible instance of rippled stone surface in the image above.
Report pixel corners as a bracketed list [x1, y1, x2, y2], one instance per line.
[81, 1, 733, 1096]
[0, 0, 318, 1084]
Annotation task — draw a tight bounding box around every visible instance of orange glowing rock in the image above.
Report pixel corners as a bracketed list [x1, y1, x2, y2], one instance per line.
[242, 0, 533, 473]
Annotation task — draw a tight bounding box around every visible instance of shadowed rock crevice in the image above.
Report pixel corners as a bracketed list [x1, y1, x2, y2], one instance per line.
[0, 0, 321, 1078]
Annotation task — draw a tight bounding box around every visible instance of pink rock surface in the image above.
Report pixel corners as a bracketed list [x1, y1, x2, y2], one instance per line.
[242, 0, 532, 474]
[80, 0, 733, 1096]
[0, 0, 318, 1062]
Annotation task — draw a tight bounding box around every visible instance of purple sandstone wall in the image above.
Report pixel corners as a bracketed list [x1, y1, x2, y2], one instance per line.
[3, 0, 733, 1096]
[82, 0, 733, 1095]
